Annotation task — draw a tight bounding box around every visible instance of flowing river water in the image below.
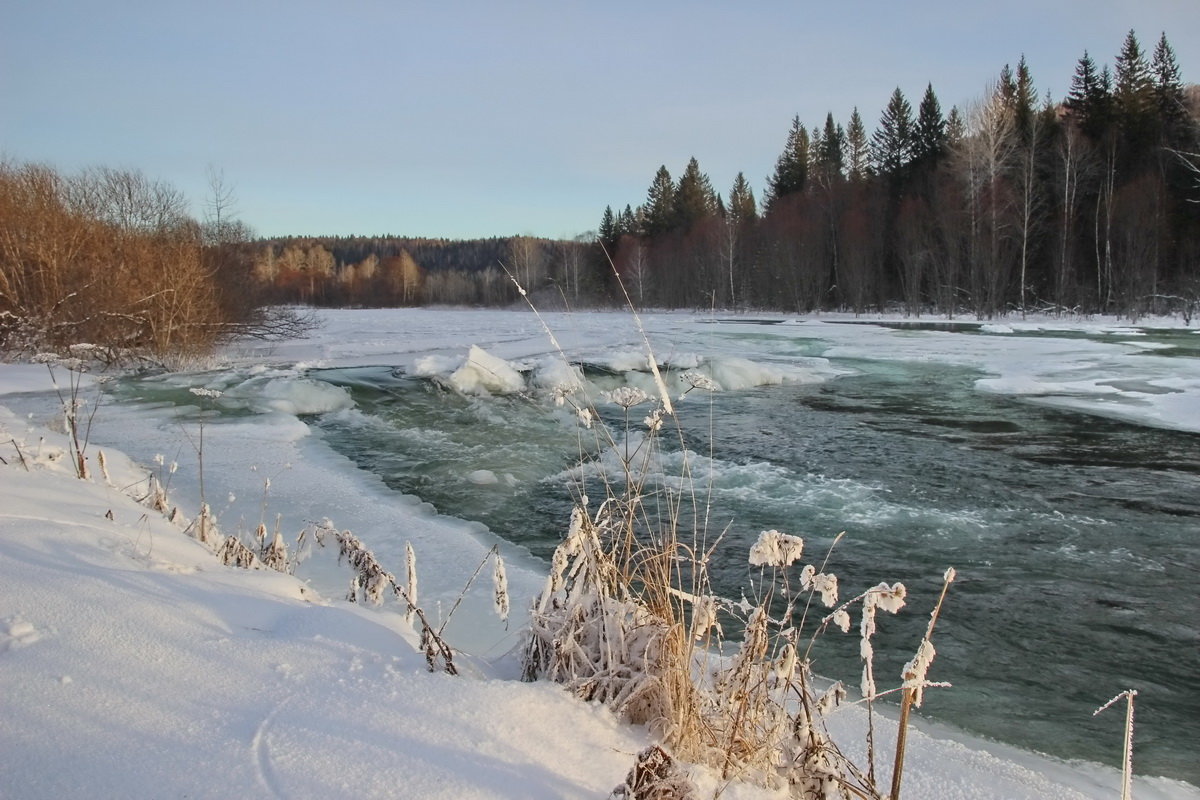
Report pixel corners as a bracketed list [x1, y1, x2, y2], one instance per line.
[16, 315, 1196, 785]
[300, 323, 1200, 784]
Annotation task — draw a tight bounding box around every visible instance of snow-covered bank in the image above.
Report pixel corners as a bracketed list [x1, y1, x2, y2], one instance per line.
[0, 406, 654, 799]
[2, 406, 1197, 799]
[3, 307, 1199, 798]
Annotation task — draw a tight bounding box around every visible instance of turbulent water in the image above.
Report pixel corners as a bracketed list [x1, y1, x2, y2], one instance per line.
[300, 326, 1200, 785]
[36, 316, 1196, 785]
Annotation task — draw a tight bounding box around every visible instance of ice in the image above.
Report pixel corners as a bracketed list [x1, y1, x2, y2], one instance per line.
[702, 355, 829, 390]
[448, 345, 527, 395]
[466, 469, 500, 485]
[603, 349, 654, 372]
[810, 316, 1200, 434]
[244, 376, 354, 415]
[530, 356, 586, 396]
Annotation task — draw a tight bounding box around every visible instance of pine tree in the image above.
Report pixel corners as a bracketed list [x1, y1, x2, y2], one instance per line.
[846, 108, 870, 181]
[643, 165, 676, 236]
[872, 87, 915, 178]
[766, 116, 810, 210]
[913, 83, 947, 165]
[674, 157, 718, 229]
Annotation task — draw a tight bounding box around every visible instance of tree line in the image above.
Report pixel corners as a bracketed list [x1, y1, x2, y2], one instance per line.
[597, 30, 1199, 318]
[249, 234, 599, 308]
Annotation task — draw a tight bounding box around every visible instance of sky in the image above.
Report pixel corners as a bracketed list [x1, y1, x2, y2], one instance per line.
[2, 1, 1197, 241]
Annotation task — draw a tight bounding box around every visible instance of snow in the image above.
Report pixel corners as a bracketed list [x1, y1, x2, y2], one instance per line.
[2, 307, 1198, 799]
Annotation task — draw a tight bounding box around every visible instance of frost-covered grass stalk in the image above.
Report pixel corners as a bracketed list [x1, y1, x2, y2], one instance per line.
[300, 520, 510, 676]
[35, 347, 107, 480]
[889, 567, 955, 800]
[183, 386, 224, 545]
[517, 288, 957, 798]
[1094, 689, 1138, 800]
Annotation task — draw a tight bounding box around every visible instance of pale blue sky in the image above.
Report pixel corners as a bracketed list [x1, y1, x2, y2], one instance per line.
[2, 1, 1196, 239]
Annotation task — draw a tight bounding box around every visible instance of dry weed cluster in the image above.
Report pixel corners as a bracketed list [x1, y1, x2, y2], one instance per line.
[516, 329, 956, 799]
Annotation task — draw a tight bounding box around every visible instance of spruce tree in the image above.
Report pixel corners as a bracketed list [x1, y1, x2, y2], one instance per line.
[1151, 33, 1192, 149]
[617, 205, 637, 238]
[816, 113, 845, 178]
[846, 108, 870, 181]
[674, 157, 718, 229]
[727, 172, 757, 226]
[872, 87, 915, 178]
[1114, 29, 1155, 157]
[599, 205, 617, 248]
[945, 105, 966, 150]
[998, 63, 1018, 111]
[766, 116, 810, 210]
[913, 83, 946, 165]
[1014, 56, 1038, 140]
[1066, 51, 1114, 141]
[643, 165, 676, 236]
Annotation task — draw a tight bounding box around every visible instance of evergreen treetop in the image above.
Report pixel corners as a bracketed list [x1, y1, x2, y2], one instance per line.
[674, 157, 718, 229]
[643, 165, 676, 236]
[846, 108, 870, 181]
[913, 83, 947, 164]
[766, 116, 810, 209]
[727, 172, 757, 226]
[872, 87, 915, 177]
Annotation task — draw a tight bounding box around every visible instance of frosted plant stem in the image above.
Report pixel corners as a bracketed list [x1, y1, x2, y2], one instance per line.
[1094, 689, 1137, 800]
[1123, 694, 1134, 800]
[890, 567, 955, 800]
[599, 243, 674, 416]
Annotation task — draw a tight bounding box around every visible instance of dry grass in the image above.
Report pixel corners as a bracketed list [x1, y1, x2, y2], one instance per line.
[519, 303, 956, 798]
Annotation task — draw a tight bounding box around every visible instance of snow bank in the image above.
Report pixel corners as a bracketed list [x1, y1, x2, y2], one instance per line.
[0, 407, 658, 800]
[2, 407, 1195, 799]
[0, 363, 100, 396]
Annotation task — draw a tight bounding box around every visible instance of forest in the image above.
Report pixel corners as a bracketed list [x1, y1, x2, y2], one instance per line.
[3, 29, 1198, 362]
[596, 30, 1199, 319]
[245, 31, 1198, 319]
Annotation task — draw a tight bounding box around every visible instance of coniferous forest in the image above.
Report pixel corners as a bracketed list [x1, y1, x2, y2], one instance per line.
[594, 31, 1200, 319]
